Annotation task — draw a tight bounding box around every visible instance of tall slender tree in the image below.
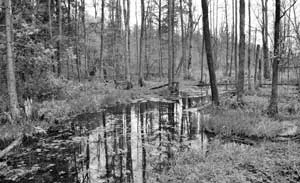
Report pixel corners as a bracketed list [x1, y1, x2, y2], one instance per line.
[262, 0, 270, 79]
[5, 0, 20, 119]
[123, 0, 132, 88]
[229, 0, 235, 77]
[48, 0, 55, 73]
[214, 0, 219, 69]
[48, 0, 52, 39]
[247, 0, 251, 90]
[81, 0, 88, 77]
[187, 0, 193, 79]
[268, 0, 281, 116]
[158, 0, 163, 79]
[253, 28, 257, 87]
[99, 0, 105, 80]
[75, 0, 81, 81]
[139, 0, 145, 86]
[225, 0, 229, 76]
[67, 0, 71, 79]
[201, 0, 219, 105]
[57, 0, 62, 76]
[237, 0, 246, 102]
[168, 0, 175, 90]
[234, 0, 238, 81]
[179, 0, 187, 78]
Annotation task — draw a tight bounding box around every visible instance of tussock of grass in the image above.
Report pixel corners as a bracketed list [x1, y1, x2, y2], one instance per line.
[203, 109, 286, 138]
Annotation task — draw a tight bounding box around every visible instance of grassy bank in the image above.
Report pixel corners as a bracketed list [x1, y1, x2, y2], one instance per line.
[150, 86, 300, 183]
[0, 78, 172, 139]
[155, 140, 300, 183]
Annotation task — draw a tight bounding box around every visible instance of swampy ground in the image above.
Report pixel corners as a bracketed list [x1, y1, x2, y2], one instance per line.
[0, 80, 299, 183]
[159, 86, 300, 183]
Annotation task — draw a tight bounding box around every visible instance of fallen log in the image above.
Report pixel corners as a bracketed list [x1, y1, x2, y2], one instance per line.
[150, 83, 169, 90]
[0, 135, 23, 159]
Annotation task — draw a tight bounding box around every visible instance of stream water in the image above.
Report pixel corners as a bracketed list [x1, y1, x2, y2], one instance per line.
[0, 93, 213, 183]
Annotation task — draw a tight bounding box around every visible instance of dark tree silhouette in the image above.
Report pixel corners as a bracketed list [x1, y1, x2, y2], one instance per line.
[201, 0, 219, 105]
[268, 0, 281, 116]
[237, 0, 246, 102]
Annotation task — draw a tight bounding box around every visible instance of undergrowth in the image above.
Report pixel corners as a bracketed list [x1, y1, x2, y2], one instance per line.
[152, 140, 300, 183]
[0, 79, 162, 139]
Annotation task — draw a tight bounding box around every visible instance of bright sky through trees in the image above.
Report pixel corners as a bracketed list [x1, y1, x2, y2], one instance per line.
[84, 0, 299, 48]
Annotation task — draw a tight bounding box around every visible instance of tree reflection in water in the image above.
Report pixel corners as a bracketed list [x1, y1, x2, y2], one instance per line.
[77, 96, 210, 183]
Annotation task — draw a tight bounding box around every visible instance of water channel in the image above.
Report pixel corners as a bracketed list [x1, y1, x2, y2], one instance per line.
[0, 92, 214, 183]
[72, 93, 213, 183]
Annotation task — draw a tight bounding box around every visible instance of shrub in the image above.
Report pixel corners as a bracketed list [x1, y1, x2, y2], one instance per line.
[21, 73, 68, 101]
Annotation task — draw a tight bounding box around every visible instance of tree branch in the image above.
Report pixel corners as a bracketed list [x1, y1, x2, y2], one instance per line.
[280, 0, 298, 19]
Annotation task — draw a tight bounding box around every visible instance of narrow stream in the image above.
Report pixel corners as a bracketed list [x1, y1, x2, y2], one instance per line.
[0, 93, 213, 183]
[73, 95, 212, 183]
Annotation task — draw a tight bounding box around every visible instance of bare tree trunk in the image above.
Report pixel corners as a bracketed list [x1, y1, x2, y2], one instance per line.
[234, 0, 238, 82]
[168, 0, 175, 90]
[262, 0, 270, 79]
[5, 0, 20, 119]
[201, 36, 205, 82]
[225, 0, 229, 76]
[139, 0, 145, 86]
[115, 0, 122, 80]
[67, 0, 71, 79]
[81, 0, 88, 78]
[201, 0, 219, 105]
[237, 0, 245, 102]
[57, 0, 62, 76]
[268, 0, 281, 116]
[254, 45, 260, 89]
[158, 0, 163, 79]
[179, 0, 187, 78]
[258, 58, 262, 87]
[99, 0, 104, 81]
[287, 3, 291, 82]
[287, 1, 290, 82]
[129, 2, 132, 81]
[144, 8, 149, 80]
[229, 0, 234, 77]
[214, 0, 219, 70]
[48, 0, 52, 39]
[253, 28, 257, 86]
[48, 0, 55, 74]
[123, 0, 131, 88]
[261, 0, 265, 81]
[186, 0, 193, 79]
[247, 0, 251, 90]
[75, 0, 81, 81]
